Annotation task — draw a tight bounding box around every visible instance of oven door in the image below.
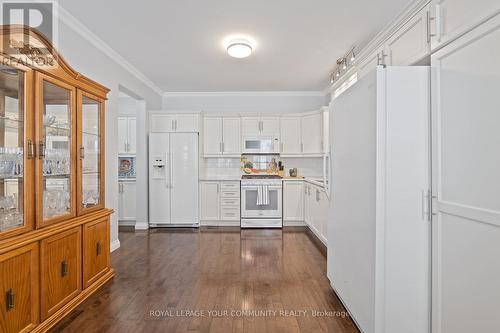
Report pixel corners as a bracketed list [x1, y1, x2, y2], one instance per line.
[242, 137, 277, 154]
[241, 185, 282, 218]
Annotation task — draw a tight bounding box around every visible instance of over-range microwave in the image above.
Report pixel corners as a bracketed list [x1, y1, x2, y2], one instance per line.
[242, 136, 279, 154]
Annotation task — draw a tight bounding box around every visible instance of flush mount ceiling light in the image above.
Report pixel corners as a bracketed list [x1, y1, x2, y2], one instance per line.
[227, 39, 253, 58]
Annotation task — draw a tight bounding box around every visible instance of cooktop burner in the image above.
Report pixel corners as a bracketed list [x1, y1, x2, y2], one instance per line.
[241, 174, 282, 179]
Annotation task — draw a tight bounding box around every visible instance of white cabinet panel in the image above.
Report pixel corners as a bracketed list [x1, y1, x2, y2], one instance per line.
[280, 117, 302, 155]
[431, 14, 500, 333]
[430, 0, 500, 50]
[150, 114, 198, 132]
[386, 5, 430, 66]
[222, 118, 241, 155]
[127, 117, 137, 154]
[118, 117, 128, 154]
[301, 113, 323, 155]
[200, 182, 219, 220]
[261, 117, 279, 137]
[283, 181, 304, 221]
[175, 114, 199, 132]
[119, 181, 136, 221]
[241, 117, 261, 135]
[357, 47, 385, 80]
[203, 117, 222, 156]
[150, 114, 175, 132]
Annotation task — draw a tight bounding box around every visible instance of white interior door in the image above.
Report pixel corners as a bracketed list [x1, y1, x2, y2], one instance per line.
[431, 14, 500, 333]
[170, 133, 199, 224]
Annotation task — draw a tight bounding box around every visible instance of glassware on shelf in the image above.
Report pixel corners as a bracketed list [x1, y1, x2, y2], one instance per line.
[0, 194, 23, 232]
[42, 188, 71, 219]
[0, 147, 24, 178]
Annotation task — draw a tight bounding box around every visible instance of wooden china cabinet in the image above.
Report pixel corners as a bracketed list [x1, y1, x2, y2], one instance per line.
[0, 26, 113, 333]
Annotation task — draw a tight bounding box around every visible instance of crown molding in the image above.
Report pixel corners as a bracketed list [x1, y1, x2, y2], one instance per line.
[163, 91, 326, 98]
[56, 4, 164, 96]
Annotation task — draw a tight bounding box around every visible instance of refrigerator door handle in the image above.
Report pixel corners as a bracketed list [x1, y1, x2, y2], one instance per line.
[165, 153, 170, 188]
[170, 150, 174, 189]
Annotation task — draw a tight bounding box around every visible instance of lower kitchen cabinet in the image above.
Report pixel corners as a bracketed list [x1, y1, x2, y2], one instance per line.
[200, 181, 240, 225]
[283, 181, 305, 224]
[40, 227, 82, 321]
[304, 183, 328, 244]
[118, 181, 137, 223]
[0, 243, 39, 333]
[83, 218, 110, 288]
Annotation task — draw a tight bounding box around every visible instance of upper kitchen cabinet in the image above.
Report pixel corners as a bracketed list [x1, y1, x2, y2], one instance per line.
[77, 91, 105, 215]
[117, 116, 136, 154]
[35, 73, 77, 227]
[301, 112, 323, 155]
[280, 116, 302, 155]
[203, 116, 241, 157]
[242, 116, 279, 137]
[430, 0, 500, 51]
[150, 113, 199, 133]
[0, 61, 35, 240]
[385, 4, 431, 66]
[222, 117, 241, 156]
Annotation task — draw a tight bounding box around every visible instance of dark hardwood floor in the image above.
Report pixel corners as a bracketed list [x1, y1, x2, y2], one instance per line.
[51, 227, 359, 333]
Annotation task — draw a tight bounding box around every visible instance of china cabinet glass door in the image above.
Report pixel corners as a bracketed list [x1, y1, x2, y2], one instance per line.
[36, 74, 76, 226]
[77, 91, 104, 214]
[0, 64, 34, 237]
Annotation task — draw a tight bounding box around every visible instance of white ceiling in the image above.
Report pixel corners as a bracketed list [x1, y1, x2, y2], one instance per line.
[62, 0, 411, 93]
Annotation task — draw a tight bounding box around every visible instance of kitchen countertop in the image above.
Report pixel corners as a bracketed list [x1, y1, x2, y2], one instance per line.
[199, 175, 242, 181]
[199, 175, 326, 188]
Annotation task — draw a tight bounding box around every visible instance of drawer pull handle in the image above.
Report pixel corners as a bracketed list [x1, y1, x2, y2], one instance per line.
[96, 241, 102, 256]
[61, 260, 68, 277]
[6, 289, 15, 311]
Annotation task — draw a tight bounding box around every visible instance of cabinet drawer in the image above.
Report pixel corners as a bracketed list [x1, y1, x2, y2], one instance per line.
[221, 207, 240, 220]
[220, 190, 240, 198]
[83, 218, 110, 288]
[220, 198, 240, 207]
[0, 243, 39, 333]
[41, 226, 82, 321]
[220, 182, 240, 190]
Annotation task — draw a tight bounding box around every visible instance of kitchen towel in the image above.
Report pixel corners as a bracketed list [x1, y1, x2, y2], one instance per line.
[256, 185, 270, 206]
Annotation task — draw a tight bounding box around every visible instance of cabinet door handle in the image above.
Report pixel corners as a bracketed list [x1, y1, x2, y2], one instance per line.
[6, 289, 15, 311]
[61, 260, 68, 277]
[175, 120, 178, 131]
[300, 143, 304, 153]
[280, 142, 283, 152]
[426, 11, 436, 43]
[38, 141, 45, 159]
[222, 142, 224, 153]
[27, 139, 34, 159]
[79, 146, 85, 159]
[96, 241, 102, 256]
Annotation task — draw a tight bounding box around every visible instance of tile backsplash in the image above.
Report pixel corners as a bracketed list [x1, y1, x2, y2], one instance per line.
[200, 156, 323, 178]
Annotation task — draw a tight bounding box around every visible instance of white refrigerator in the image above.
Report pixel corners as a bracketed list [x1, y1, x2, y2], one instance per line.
[149, 133, 199, 226]
[327, 67, 431, 333]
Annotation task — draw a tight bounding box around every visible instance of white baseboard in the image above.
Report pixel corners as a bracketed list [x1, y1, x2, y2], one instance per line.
[283, 220, 307, 227]
[118, 220, 136, 227]
[110, 239, 121, 252]
[134, 222, 149, 230]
